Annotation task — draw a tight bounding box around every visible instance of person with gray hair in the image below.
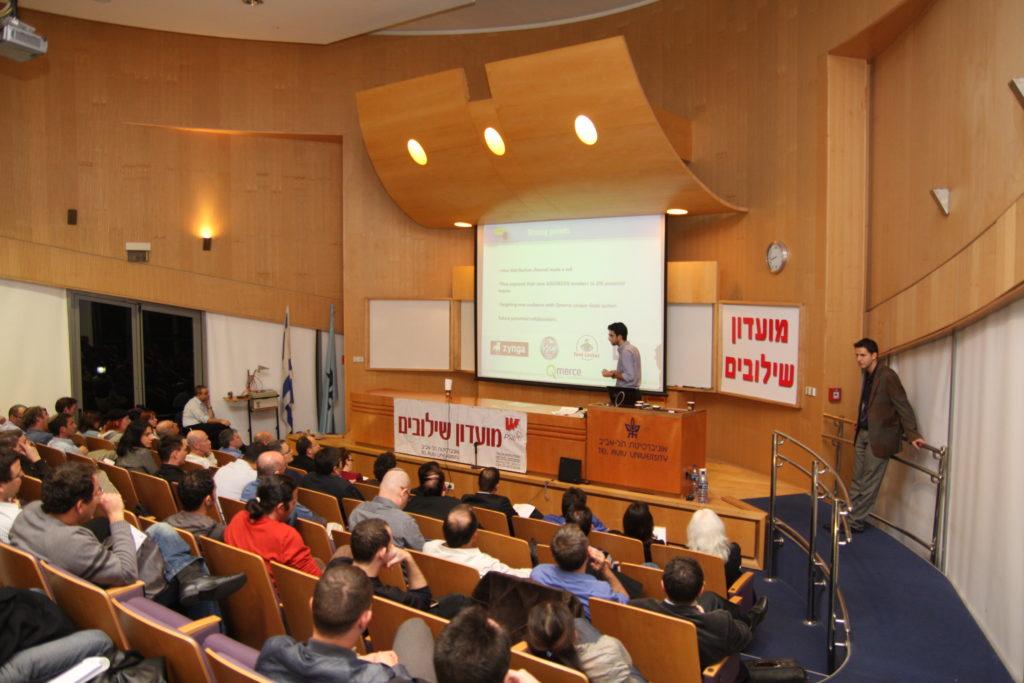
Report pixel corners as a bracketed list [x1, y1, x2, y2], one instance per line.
[686, 508, 743, 587]
[238, 449, 320, 524]
[184, 429, 217, 469]
[347, 468, 425, 550]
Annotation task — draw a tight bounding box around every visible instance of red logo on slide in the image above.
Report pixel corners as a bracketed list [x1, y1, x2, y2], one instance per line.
[505, 417, 521, 431]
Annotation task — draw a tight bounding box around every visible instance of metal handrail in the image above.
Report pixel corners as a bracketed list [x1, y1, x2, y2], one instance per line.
[767, 430, 853, 674]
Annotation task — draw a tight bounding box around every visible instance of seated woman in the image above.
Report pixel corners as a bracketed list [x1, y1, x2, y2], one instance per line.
[622, 502, 665, 565]
[338, 449, 364, 483]
[526, 601, 646, 683]
[686, 508, 742, 587]
[224, 475, 323, 579]
[78, 410, 103, 438]
[98, 409, 130, 444]
[114, 419, 159, 475]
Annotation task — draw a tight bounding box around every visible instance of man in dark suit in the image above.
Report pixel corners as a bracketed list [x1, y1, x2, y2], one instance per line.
[850, 338, 925, 531]
[462, 466, 517, 533]
[298, 447, 364, 511]
[630, 557, 755, 671]
[404, 461, 459, 520]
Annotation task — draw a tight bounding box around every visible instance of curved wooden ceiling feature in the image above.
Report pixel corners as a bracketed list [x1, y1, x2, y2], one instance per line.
[356, 36, 746, 228]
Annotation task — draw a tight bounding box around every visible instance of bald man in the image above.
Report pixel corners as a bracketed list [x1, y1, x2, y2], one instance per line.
[423, 504, 531, 578]
[184, 430, 217, 469]
[347, 469, 425, 550]
[238, 448, 320, 524]
[155, 420, 180, 441]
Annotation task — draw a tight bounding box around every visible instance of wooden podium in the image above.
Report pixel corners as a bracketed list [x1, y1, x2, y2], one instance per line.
[585, 404, 707, 495]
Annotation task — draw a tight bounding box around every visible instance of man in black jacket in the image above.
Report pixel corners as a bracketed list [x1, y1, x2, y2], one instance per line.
[299, 448, 363, 511]
[461, 467, 517, 533]
[290, 434, 321, 473]
[404, 461, 459, 521]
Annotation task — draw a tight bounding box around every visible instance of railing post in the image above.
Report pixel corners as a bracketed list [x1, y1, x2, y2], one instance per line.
[827, 489, 844, 672]
[930, 445, 948, 566]
[766, 432, 781, 581]
[832, 418, 844, 499]
[804, 462, 820, 625]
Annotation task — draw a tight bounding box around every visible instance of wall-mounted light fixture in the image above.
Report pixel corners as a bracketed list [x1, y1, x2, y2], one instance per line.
[931, 187, 951, 216]
[666, 208, 689, 216]
[200, 225, 214, 250]
[453, 221, 473, 228]
[574, 115, 598, 145]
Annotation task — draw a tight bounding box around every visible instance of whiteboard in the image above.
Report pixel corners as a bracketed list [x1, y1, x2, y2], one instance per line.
[459, 300, 475, 372]
[666, 304, 714, 389]
[368, 300, 451, 370]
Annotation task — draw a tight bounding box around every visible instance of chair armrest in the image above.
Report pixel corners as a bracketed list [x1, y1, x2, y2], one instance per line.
[107, 581, 146, 600]
[510, 641, 529, 652]
[178, 615, 223, 646]
[727, 571, 755, 612]
[703, 654, 741, 683]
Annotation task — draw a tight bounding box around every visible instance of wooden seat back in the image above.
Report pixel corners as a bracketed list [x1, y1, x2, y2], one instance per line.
[476, 529, 532, 569]
[18, 474, 42, 503]
[342, 497, 362, 521]
[590, 530, 646, 565]
[35, 442, 67, 468]
[367, 595, 449, 651]
[271, 561, 319, 642]
[296, 487, 344, 525]
[85, 436, 116, 451]
[39, 560, 133, 650]
[509, 645, 588, 683]
[97, 461, 141, 512]
[407, 548, 479, 597]
[205, 647, 273, 683]
[407, 511, 444, 540]
[198, 536, 286, 649]
[113, 599, 213, 683]
[329, 527, 404, 588]
[138, 516, 202, 557]
[470, 505, 511, 535]
[296, 517, 334, 564]
[212, 450, 238, 467]
[71, 434, 86, 447]
[67, 451, 98, 468]
[650, 544, 728, 597]
[219, 497, 247, 524]
[512, 516, 560, 545]
[353, 481, 378, 500]
[619, 562, 667, 600]
[589, 597, 702, 682]
[536, 543, 555, 565]
[130, 470, 179, 520]
[0, 541, 52, 597]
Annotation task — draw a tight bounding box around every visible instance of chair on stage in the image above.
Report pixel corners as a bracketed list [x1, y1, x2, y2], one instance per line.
[510, 643, 588, 683]
[476, 529, 532, 569]
[130, 470, 180, 520]
[512, 516, 560, 545]
[590, 530, 645, 565]
[407, 548, 479, 598]
[407, 512, 444, 540]
[297, 487, 345, 525]
[366, 595, 449, 652]
[0, 541, 52, 597]
[272, 561, 319, 642]
[296, 517, 334, 564]
[471, 505, 511, 535]
[205, 634, 271, 683]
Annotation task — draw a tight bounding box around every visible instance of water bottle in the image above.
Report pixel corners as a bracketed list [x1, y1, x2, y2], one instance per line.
[697, 467, 709, 503]
[688, 465, 699, 499]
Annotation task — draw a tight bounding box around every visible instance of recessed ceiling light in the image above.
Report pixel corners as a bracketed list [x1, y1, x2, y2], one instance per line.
[241, 0, 264, 6]
[574, 115, 598, 145]
[483, 127, 506, 156]
[407, 139, 428, 166]
[453, 221, 473, 228]
[666, 208, 689, 215]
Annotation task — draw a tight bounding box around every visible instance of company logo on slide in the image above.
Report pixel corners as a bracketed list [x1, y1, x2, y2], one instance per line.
[490, 340, 529, 357]
[540, 336, 559, 360]
[573, 335, 600, 361]
[546, 365, 582, 379]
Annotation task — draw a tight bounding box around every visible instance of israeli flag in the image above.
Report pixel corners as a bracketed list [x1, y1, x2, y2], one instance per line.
[280, 306, 294, 433]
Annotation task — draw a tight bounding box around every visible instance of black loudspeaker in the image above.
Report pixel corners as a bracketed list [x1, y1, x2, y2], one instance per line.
[557, 457, 583, 484]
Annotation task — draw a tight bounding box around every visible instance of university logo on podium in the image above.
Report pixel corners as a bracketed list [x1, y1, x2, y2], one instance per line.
[625, 417, 641, 439]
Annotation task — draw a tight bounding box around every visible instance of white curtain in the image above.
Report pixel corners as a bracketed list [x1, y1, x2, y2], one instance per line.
[946, 297, 1024, 681]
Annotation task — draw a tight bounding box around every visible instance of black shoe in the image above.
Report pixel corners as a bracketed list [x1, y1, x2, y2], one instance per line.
[849, 522, 866, 533]
[179, 573, 247, 607]
[747, 596, 768, 630]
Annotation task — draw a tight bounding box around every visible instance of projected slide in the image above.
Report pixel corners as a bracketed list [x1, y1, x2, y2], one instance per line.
[476, 216, 665, 392]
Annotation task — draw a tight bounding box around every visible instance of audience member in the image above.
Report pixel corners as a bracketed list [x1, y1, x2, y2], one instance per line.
[252, 431, 274, 447]
[217, 428, 245, 458]
[239, 447, 319, 523]
[213, 440, 257, 501]
[630, 557, 755, 670]
[290, 434, 321, 472]
[164, 470, 225, 541]
[99, 409, 130, 444]
[46, 413, 89, 456]
[0, 449, 23, 543]
[531, 524, 628, 619]
[185, 429, 218, 469]
[156, 435, 189, 485]
[0, 404, 26, 432]
[405, 461, 459, 520]
[10, 462, 245, 612]
[347, 469, 425, 550]
[224, 475, 322, 579]
[299, 447, 364, 510]
[368, 450, 397, 485]
[139, 409, 158, 429]
[544, 487, 608, 532]
[462, 466, 538, 534]
[526, 601, 644, 683]
[622, 502, 664, 564]
[423, 505, 531, 578]
[54, 396, 78, 417]
[0, 432, 50, 480]
[114, 419, 159, 474]
[155, 419, 180, 441]
[347, 518, 433, 612]
[434, 605, 540, 683]
[181, 385, 231, 444]
[22, 406, 52, 445]
[78, 409, 102, 437]
[256, 562, 434, 682]
[566, 506, 594, 535]
[687, 508, 744, 587]
[337, 448, 364, 483]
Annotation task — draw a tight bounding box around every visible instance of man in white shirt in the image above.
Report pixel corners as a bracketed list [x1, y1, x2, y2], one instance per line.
[423, 504, 532, 579]
[185, 430, 218, 469]
[213, 447, 257, 501]
[0, 404, 26, 433]
[0, 448, 23, 544]
[47, 414, 90, 456]
[181, 385, 231, 447]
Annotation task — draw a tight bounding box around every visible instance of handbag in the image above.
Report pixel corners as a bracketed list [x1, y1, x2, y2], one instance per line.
[747, 658, 807, 682]
[94, 650, 168, 683]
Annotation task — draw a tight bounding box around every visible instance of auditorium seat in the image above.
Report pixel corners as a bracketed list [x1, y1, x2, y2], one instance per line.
[510, 642, 588, 683]
[470, 505, 511, 535]
[650, 544, 753, 606]
[212, 450, 237, 468]
[67, 451, 98, 468]
[18, 474, 42, 503]
[407, 548, 479, 597]
[619, 562, 667, 600]
[297, 487, 345, 525]
[271, 560, 319, 642]
[85, 436, 116, 452]
[218, 496, 247, 524]
[366, 595, 449, 652]
[536, 543, 555, 565]
[590, 530, 646, 565]
[97, 461, 141, 512]
[330, 526, 404, 589]
[476, 528, 532, 568]
[205, 633, 271, 683]
[40, 560, 144, 650]
[113, 598, 217, 683]
[512, 516, 560, 545]
[35, 442, 67, 468]
[295, 517, 334, 564]
[71, 433, 86, 447]
[407, 511, 444, 540]
[341, 496, 361, 521]
[180, 460, 214, 474]
[199, 536, 286, 649]
[353, 481, 379, 500]
[137, 516, 202, 556]
[130, 470, 180, 520]
[0, 541, 52, 597]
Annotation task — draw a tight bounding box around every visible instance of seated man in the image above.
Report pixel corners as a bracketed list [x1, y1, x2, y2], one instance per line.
[530, 524, 628, 619]
[299, 447, 363, 510]
[21, 406, 52, 445]
[155, 419, 180, 441]
[257, 561, 434, 682]
[10, 462, 245, 614]
[462, 467, 542, 534]
[404, 461, 459, 521]
[424, 505, 531, 579]
[348, 518, 433, 612]
[290, 434, 321, 473]
[0, 448, 23, 543]
[185, 429, 218, 469]
[240, 448, 319, 523]
[434, 605, 540, 683]
[181, 385, 230, 443]
[0, 404, 26, 433]
[54, 396, 78, 417]
[367, 450, 397, 485]
[156, 435, 189, 485]
[544, 487, 608, 532]
[79, 409, 103, 438]
[164, 470, 225, 541]
[213, 440, 257, 501]
[0, 431, 51, 480]
[347, 469, 425, 550]
[46, 413, 90, 456]
[217, 429, 245, 458]
[630, 557, 755, 670]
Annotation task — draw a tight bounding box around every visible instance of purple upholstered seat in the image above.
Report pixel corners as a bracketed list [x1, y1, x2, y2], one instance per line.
[204, 633, 261, 670]
[120, 595, 221, 646]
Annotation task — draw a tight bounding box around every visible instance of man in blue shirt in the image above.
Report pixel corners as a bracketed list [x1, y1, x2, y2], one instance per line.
[217, 429, 245, 458]
[530, 523, 628, 619]
[602, 321, 641, 389]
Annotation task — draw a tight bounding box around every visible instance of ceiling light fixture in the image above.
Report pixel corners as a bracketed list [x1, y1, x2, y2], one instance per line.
[483, 127, 506, 156]
[241, 0, 264, 6]
[574, 115, 598, 145]
[407, 139, 428, 166]
[666, 208, 689, 215]
[453, 221, 473, 228]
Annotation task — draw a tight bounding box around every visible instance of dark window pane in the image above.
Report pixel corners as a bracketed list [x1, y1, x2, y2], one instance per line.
[142, 310, 196, 419]
[78, 301, 135, 414]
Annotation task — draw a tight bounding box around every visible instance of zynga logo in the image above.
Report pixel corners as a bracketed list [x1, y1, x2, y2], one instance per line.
[490, 340, 529, 357]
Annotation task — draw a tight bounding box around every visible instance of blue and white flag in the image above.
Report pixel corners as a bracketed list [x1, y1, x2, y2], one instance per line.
[318, 304, 338, 433]
[280, 306, 294, 433]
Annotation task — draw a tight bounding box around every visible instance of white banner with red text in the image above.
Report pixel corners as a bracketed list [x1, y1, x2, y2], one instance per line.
[719, 303, 801, 406]
[393, 398, 528, 473]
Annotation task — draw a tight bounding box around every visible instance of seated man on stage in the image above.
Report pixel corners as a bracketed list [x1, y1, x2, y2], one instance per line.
[181, 384, 230, 444]
[531, 524, 628, 619]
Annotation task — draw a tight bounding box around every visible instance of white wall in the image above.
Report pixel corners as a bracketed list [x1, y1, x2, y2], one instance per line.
[0, 278, 73, 413]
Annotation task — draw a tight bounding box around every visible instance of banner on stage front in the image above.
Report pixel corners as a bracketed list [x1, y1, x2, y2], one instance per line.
[393, 398, 527, 473]
[719, 303, 801, 406]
